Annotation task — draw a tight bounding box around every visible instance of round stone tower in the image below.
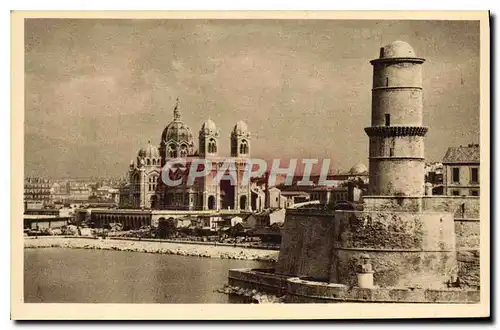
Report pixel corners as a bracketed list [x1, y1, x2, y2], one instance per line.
[365, 41, 428, 197]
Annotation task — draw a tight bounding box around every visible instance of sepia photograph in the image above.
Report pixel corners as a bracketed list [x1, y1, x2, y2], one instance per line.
[11, 11, 490, 320]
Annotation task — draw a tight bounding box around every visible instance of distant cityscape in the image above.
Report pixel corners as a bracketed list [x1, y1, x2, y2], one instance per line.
[24, 141, 479, 245]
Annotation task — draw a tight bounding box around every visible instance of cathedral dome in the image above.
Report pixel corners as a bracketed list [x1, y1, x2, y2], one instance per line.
[161, 99, 194, 145]
[138, 141, 160, 159]
[200, 119, 217, 135]
[380, 41, 416, 59]
[162, 121, 194, 144]
[233, 120, 249, 135]
[349, 163, 368, 175]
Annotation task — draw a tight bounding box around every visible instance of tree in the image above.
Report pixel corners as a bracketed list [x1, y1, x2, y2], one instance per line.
[157, 217, 177, 238]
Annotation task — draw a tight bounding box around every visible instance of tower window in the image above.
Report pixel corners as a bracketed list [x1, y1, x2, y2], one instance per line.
[208, 139, 217, 154]
[385, 114, 390, 126]
[385, 77, 389, 87]
[239, 140, 248, 155]
[389, 148, 394, 157]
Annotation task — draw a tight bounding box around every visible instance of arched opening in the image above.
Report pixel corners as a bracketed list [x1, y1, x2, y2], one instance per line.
[168, 144, 177, 158]
[208, 139, 217, 154]
[251, 192, 258, 211]
[150, 195, 158, 209]
[179, 144, 188, 158]
[166, 193, 174, 207]
[208, 195, 216, 210]
[240, 195, 247, 210]
[239, 140, 248, 155]
[147, 158, 151, 166]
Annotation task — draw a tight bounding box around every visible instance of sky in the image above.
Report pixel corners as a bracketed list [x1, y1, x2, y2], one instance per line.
[24, 19, 480, 178]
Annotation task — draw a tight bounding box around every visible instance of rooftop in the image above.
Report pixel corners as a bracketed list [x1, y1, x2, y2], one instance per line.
[442, 144, 480, 164]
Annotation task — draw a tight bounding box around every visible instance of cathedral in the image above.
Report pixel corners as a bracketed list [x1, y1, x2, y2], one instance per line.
[119, 100, 252, 211]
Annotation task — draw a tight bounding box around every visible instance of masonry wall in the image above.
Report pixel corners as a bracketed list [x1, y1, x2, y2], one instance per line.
[332, 211, 456, 289]
[276, 211, 336, 281]
[368, 160, 425, 196]
[372, 62, 423, 90]
[363, 196, 422, 212]
[276, 208, 470, 290]
[371, 88, 423, 126]
[422, 196, 480, 288]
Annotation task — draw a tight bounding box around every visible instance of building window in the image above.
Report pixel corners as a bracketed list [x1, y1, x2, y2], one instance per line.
[471, 168, 479, 184]
[451, 190, 460, 196]
[452, 168, 460, 183]
[385, 114, 390, 126]
[239, 140, 248, 155]
[471, 190, 479, 196]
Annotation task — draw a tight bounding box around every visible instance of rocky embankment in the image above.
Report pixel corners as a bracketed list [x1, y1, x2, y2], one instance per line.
[217, 284, 285, 304]
[24, 237, 279, 262]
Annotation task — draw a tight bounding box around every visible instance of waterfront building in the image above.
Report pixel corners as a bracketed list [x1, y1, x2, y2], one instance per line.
[24, 177, 52, 206]
[442, 144, 480, 196]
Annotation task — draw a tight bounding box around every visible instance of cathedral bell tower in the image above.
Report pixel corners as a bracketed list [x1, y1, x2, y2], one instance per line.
[230, 120, 251, 158]
[199, 119, 219, 157]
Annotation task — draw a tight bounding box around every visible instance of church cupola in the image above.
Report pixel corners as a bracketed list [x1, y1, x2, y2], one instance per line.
[199, 119, 219, 157]
[231, 120, 250, 157]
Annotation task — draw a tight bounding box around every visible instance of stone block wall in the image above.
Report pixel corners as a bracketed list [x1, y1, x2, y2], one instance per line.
[276, 211, 335, 281]
[368, 159, 425, 196]
[332, 211, 456, 289]
[422, 196, 480, 288]
[276, 209, 458, 290]
[363, 196, 422, 212]
[422, 196, 480, 219]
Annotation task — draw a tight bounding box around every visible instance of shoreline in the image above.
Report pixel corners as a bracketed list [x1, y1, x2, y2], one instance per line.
[24, 237, 279, 262]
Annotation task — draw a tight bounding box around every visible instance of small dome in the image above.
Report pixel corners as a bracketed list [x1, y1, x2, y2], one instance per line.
[200, 119, 217, 135]
[138, 141, 160, 159]
[380, 40, 416, 59]
[233, 120, 249, 135]
[349, 163, 368, 175]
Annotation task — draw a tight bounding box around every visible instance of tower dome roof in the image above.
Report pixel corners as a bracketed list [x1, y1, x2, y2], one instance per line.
[349, 163, 368, 175]
[162, 121, 194, 143]
[161, 98, 194, 145]
[233, 120, 249, 135]
[380, 40, 416, 59]
[200, 119, 217, 135]
[138, 141, 160, 159]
